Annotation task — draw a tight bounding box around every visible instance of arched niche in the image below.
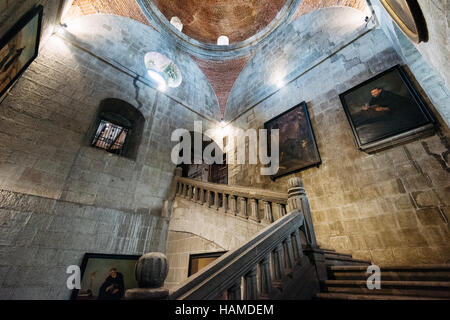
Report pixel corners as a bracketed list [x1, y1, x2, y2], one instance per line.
[88, 98, 145, 160]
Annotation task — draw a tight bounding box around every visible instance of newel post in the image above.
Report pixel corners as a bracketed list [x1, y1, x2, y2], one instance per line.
[287, 178, 327, 284]
[286, 177, 317, 248]
[162, 167, 183, 218]
[125, 253, 169, 300]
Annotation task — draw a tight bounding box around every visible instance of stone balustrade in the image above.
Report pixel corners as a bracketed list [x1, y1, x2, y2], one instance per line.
[126, 176, 322, 300]
[172, 176, 288, 224]
[169, 207, 306, 300]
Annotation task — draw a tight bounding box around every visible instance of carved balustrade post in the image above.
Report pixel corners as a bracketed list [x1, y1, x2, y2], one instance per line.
[263, 201, 273, 224]
[229, 195, 237, 216]
[292, 229, 304, 263]
[272, 244, 285, 281]
[204, 190, 211, 207]
[259, 255, 272, 297]
[221, 193, 228, 213]
[214, 192, 220, 210]
[238, 197, 248, 219]
[286, 177, 317, 247]
[273, 203, 282, 221]
[284, 237, 295, 272]
[249, 198, 260, 222]
[243, 266, 258, 300]
[227, 280, 242, 300]
[186, 184, 192, 201]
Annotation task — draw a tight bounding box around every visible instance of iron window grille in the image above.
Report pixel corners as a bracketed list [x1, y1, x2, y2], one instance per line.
[91, 119, 129, 155]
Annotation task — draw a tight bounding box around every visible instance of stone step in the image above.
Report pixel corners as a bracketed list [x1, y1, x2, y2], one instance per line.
[325, 254, 371, 266]
[316, 292, 448, 300]
[324, 280, 450, 299]
[330, 264, 450, 281]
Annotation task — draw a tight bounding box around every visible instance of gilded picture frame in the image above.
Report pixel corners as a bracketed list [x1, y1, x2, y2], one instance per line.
[0, 5, 43, 98]
[339, 65, 435, 153]
[379, 0, 428, 43]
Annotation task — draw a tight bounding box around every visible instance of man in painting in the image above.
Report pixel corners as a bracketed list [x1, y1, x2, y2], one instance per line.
[97, 268, 125, 300]
[358, 86, 427, 129]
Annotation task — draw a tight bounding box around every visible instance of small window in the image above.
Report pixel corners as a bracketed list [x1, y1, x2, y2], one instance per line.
[92, 119, 129, 155]
[89, 99, 145, 160]
[217, 35, 229, 46]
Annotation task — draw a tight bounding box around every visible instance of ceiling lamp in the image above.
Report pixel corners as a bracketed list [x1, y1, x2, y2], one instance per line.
[217, 35, 229, 46]
[144, 52, 182, 91]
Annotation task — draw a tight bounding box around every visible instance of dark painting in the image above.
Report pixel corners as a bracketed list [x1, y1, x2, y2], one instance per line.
[0, 6, 42, 98]
[71, 253, 140, 300]
[265, 102, 321, 179]
[339, 65, 434, 153]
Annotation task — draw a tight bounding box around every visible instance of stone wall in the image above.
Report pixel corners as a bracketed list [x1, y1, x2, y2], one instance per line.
[372, 0, 450, 126]
[165, 231, 224, 290]
[225, 26, 450, 265]
[0, 11, 218, 299]
[166, 197, 268, 288]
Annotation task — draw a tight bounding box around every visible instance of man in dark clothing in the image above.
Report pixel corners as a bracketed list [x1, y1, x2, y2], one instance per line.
[359, 87, 427, 127]
[97, 268, 125, 300]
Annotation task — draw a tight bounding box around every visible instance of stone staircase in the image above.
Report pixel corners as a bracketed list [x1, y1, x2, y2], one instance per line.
[317, 264, 450, 300]
[127, 173, 450, 301]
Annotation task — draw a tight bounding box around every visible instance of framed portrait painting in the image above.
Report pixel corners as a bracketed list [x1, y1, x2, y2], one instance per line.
[379, 0, 428, 43]
[0, 5, 43, 98]
[339, 65, 435, 153]
[70, 253, 141, 300]
[264, 102, 321, 180]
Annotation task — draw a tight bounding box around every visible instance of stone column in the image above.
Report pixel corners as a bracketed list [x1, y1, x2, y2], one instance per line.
[125, 253, 169, 300]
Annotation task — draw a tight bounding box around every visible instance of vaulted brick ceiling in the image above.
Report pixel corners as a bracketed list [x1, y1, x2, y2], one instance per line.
[64, 0, 367, 118]
[152, 0, 287, 44]
[190, 55, 252, 118]
[66, 0, 154, 28]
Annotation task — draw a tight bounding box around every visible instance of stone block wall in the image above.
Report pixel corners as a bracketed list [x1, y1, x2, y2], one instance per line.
[0, 9, 219, 299]
[165, 231, 224, 290]
[166, 197, 268, 288]
[0, 189, 168, 299]
[226, 28, 450, 266]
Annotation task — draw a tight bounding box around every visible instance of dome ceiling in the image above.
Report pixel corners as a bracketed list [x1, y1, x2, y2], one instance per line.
[152, 0, 287, 44]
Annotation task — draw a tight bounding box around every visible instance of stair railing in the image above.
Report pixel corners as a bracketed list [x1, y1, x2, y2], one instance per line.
[126, 176, 323, 300]
[169, 177, 307, 300]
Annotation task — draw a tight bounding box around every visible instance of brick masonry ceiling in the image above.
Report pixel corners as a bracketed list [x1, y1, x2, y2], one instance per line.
[152, 0, 287, 44]
[64, 0, 367, 118]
